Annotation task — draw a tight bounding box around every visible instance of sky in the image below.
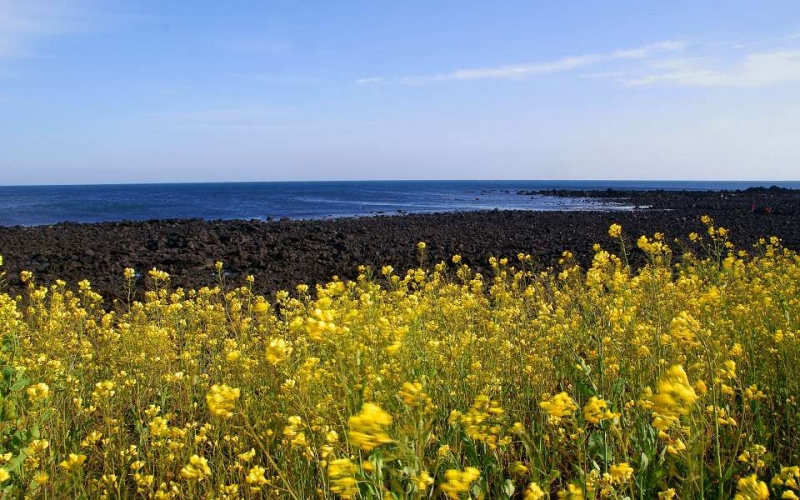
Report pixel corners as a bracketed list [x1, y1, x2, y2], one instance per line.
[1, 1, 800, 185]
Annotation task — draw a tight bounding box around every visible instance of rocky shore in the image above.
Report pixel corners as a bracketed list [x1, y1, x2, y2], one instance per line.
[1, 188, 798, 304]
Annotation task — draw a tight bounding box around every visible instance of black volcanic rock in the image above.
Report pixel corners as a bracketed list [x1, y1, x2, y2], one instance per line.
[1, 189, 799, 305]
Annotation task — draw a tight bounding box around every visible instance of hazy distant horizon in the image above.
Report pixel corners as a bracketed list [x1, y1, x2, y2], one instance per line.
[2, 177, 800, 188]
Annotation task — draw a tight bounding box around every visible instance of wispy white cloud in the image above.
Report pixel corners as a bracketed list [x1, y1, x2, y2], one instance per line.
[435, 54, 600, 81]
[357, 40, 684, 85]
[578, 70, 630, 80]
[620, 49, 800, 87]
[0, 1, 93, 60]
[360, 34, 800, 89]
[609, 40, 685, 59]
[356, 77, 385, 85]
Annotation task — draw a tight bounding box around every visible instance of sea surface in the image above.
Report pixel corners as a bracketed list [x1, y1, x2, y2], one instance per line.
[1, 180, 798, 227]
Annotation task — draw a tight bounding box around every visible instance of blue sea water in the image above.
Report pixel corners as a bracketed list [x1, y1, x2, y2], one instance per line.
[0, 180, 798, 227]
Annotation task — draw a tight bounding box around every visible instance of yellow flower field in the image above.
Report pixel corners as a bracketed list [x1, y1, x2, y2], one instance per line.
[0, 217, 799, 498]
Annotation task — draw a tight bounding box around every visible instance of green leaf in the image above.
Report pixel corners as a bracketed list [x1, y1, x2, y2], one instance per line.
[401, 465, 416, 477]
[471, 480, 485, 499]
[503, 478, 516, 497]
[10, 377, 30, 392]
[587, 432, 607, 460]
[576, 379, 596, 398]
[611, 378, 626, 399]
[638, 451, 650, 471]
[6, 450, 28, 473]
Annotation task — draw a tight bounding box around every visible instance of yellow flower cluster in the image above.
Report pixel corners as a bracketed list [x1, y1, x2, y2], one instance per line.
[265, 337, 292, 365]
[59, 453, 87, 472]
[772, 466, 800, 499]
[450, 394, 509, 450]
[206, 384, 240, 419]
[540, 392, 578, 424]
[582, 396, 617, 425]
[637, 234, 671, 258]
[91, 380, 115, 400]
[734, 473, 769, 500]
[440, 467, 480, 499]
[648, 365, 698, 430]
[525, 482, 547, 500]
[1, 221, 799, 497]
[348, 403, 393, 452]
[180, 455, 211, 481]
[25, 382, 50, 403]
[399, 381, 433, 411]
[608, 462, 634, 484]
[328, 458, 358, 499]
[283, 415, 307, 448]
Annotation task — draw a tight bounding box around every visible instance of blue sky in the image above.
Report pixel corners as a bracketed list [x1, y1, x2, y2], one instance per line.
[1, 1, 800, 184]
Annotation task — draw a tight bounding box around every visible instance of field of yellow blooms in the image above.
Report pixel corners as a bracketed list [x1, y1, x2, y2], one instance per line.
[1, 217, 799, 499]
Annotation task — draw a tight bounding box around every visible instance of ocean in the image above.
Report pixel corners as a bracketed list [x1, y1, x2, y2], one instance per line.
[1, 180, 798, 227]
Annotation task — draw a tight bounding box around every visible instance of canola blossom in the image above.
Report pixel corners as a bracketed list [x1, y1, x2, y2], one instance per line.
[206, 384, 241, 419]
[348, 403, 394, 452]
[0, 218, 799, 498]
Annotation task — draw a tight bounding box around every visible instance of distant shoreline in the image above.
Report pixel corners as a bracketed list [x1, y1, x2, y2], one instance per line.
[1, 188, 799, 303]
[2, 181, 799, 227]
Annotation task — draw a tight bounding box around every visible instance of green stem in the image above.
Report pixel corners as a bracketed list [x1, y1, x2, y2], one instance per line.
[240, 413, 302, 500]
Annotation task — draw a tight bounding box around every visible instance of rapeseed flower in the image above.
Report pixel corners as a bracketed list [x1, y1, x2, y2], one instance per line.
[348, 403, 393, 452]
[265, 337, 292, 365]
[180, 455, 212, 481]
[328, 458, 358, 499]
[440, 467, 480, 499]
[237, 449, 256, 462]
[734, 474, 769, 500]
[3, 229, 800, 497]
[206, 384, 240, 419]
[25, 382, 49, 402]
[510, 461, 529, 476]
[525, 482, 546, 500]
[246, 465, 269, 492]
[582, 396, 616, 425]
[91, 380, 115, 400]
[283, 415, 307, 448]
[609, 462, 634, 484]
[399, 381, 432, 409]
[540, 392, 578, 424]
[413, 471, 434, 491]
[60, 453, 87, 472]
[558, 483, 585, 499]
[649, 365, 697, 430]
[253, 299, 269, 313]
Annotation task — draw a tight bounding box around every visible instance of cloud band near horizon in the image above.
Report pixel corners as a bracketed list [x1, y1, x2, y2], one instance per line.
[356, 40, 685, 85]
[358, 37, 800, 89]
